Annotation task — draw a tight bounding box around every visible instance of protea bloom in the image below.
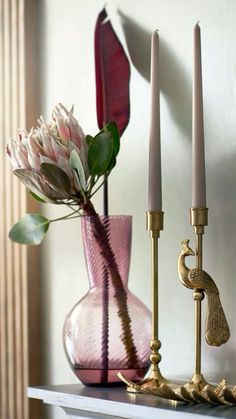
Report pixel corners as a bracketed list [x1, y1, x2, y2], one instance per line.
[6, 102, 120, 244]
[6, 103, 89, 203]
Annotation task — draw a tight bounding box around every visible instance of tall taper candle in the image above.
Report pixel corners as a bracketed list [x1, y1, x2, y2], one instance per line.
[192, 23, 206, 208]
[148, 31, 162, 211]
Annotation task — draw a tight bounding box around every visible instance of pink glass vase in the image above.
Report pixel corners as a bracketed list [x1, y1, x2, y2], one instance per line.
[63, 215, 151, 385]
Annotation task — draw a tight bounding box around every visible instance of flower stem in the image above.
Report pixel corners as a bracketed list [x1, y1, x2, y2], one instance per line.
[89, 177, 107, 199]
[50, 208, 81, 223]
[101, 265, 109, 382]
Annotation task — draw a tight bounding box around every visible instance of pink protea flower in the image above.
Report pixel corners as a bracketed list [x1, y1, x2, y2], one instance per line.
[6, 104, 89, 203]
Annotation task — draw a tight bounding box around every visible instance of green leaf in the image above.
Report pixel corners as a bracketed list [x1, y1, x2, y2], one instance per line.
[107, 152, 116, 172]
[40, 163, 71, 193]
[86, 134, 93, 145]
[106, 122, 120, 156]
[9, 214, 49, 245]
[69, 150, 86, 190]
[29, 190, 47, 203]
[88, 132, 113, 176]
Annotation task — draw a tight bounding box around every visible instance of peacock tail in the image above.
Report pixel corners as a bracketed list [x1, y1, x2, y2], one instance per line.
[205, 292, 230, 346]
[188, 269, 230, 346]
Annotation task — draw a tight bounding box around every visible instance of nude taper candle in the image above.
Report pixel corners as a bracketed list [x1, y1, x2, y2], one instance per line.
[192, 23, 206, 208]
[148, 31, 162, 211]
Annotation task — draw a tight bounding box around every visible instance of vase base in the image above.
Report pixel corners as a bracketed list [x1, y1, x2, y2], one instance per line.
[74, 366, 149, 386]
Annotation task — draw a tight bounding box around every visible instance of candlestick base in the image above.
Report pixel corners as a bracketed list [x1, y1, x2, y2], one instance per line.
[118, 369, 184, 401]
[179, 373, 208, 402]
[179, 376, 236, 405]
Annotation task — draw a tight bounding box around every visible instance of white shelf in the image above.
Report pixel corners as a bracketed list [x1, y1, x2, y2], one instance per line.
[28, 384, 236, 419]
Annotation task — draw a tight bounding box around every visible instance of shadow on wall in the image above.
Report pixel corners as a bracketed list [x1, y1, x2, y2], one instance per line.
[118, 10, 192, 140]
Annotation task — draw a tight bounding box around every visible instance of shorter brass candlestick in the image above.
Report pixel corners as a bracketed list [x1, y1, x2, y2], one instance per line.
[118, 211, 183, 401]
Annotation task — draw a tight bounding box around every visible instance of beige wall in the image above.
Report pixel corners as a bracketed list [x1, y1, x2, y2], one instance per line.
[39, 1, 236, 418]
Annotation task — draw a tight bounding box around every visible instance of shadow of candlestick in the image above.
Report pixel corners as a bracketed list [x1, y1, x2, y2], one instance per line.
[118, 10, 192, 140]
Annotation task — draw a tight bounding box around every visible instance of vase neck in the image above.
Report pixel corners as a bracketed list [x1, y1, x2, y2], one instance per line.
[81, 216, 132, 288]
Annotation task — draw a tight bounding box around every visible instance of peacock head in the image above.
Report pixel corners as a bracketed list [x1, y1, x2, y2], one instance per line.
[181, 239, 195, 257]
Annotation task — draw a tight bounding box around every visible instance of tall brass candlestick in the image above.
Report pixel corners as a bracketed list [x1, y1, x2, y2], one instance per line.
[178, 207, 231, 404]
[178, 207, 210, 398]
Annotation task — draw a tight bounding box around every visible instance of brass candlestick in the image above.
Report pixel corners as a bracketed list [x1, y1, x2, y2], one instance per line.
[178, 208, 233, 404]
[118, 211, 183, 401]
[179, 208, 209, 398]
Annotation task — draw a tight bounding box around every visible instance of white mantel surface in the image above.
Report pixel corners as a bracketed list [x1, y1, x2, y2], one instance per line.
[28, 384, 236, 419]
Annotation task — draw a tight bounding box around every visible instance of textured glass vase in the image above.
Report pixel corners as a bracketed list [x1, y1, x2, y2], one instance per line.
[63, 215, 151, 385]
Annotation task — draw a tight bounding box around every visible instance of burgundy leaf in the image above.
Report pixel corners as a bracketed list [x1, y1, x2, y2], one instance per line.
[94, 8, 130, 136]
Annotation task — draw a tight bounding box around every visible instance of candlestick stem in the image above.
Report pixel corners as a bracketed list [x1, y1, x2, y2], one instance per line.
[194, 294, 202, 375]
[147, 211, 163, 376]
[148, 212, 162, 341]
[194, 231, 204, 375]
[190, 208, 208, 382]
[152, 234, 158, 340]
[196, 230, 202, 270]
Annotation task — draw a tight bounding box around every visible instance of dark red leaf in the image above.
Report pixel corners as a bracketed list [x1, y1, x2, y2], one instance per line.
[94, 8, 130, 136]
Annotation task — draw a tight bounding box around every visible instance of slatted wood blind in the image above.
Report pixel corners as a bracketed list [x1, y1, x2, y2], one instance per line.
[0, 1, 41, 418]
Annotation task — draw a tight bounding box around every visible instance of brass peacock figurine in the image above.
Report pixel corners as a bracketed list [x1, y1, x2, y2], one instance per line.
[178, 239, 230, 346]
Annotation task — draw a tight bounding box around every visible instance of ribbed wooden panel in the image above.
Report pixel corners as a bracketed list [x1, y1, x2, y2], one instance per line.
[0, 0, 40, 418]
